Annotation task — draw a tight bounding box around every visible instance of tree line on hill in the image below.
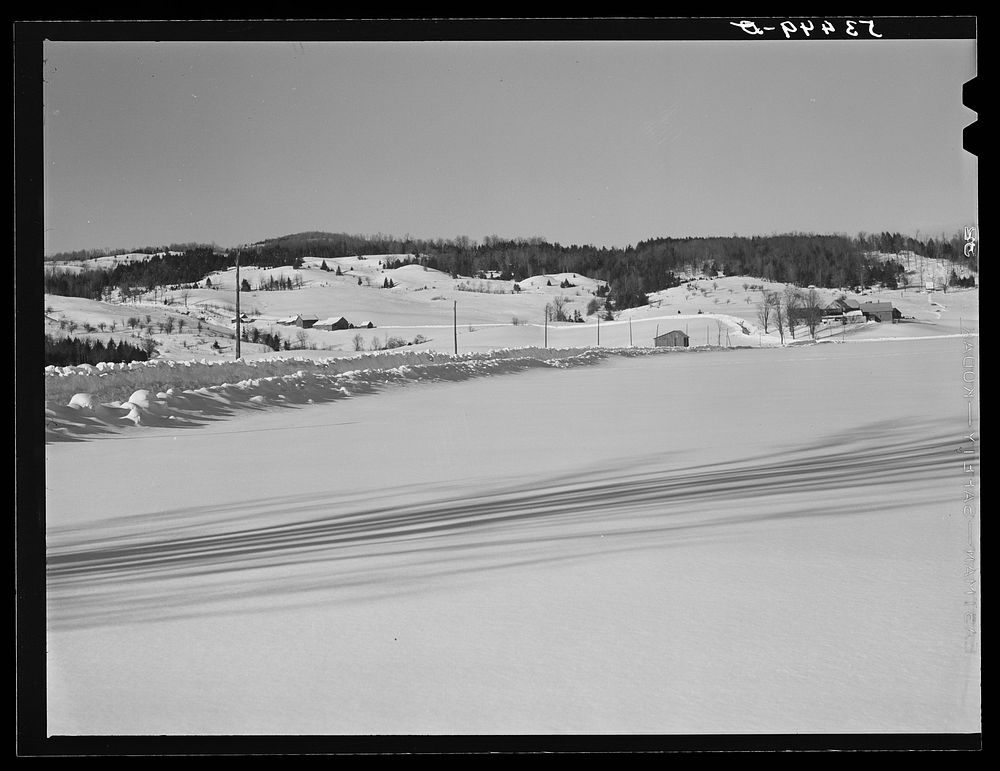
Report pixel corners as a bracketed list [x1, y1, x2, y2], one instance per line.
[44, 242, 218, 263]
[45, 334, 152, 367]
[43, 230, 977, 312]
[43, 247, 304, 302]
[253, 230, 974, 309]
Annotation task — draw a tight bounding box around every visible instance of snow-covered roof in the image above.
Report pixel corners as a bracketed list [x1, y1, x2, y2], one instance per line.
[859, 302, 894, 313]
[313, 317, 349, 328]
[654, 329, 689, 340]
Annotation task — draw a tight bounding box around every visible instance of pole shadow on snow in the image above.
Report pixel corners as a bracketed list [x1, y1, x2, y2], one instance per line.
[47, 417, 957, 630]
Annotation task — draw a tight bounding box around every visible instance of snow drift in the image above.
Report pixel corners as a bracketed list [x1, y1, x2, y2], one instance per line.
[45, 346, 718, 441]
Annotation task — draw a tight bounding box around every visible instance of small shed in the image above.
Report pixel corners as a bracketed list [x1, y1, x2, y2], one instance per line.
[294, 314, 319, 328]
[313, 316, 350, 331]
[654, 330, 690, 348]
[859, 302, 898, 323]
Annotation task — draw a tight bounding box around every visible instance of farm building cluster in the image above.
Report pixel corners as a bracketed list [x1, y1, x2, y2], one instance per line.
[824, 298, 902, 324]
[276, 314, 375, 330]
[229, 312, 376, 330]
[653, 296, 901, 348]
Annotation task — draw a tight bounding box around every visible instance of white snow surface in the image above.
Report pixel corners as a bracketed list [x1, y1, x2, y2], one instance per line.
[45, 336, 981, 736]
[46, 347, 624, 439]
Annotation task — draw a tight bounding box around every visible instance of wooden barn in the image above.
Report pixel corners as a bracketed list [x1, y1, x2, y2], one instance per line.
[859, 302, 900, 323]
[294, 314, 319, 329]
[313, 316, 351, 331]
[654, 330, 690, 347]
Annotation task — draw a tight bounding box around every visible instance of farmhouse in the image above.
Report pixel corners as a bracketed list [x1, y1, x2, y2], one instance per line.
[294, 314, 319, 328]
[823, 298, 861, 317]
[859, 302, 900, 323]
[654, 330, 690, 347]
[313, 316, 351, 331]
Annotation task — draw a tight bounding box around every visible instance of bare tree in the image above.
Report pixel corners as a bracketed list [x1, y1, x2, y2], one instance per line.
[772, 294, 786, 344]
[783, 287, 802, 340]
[757, 291, 777, 333]
[800, 289, 824, 339]
[352, 333, 365, 351]
[295, 329, 309, 349]
[551, 296, 571, 321]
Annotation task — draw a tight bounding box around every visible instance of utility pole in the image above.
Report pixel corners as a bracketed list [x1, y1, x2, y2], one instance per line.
[544, 312, 548, 348]
[235, 251, 241, 359]
[629, 317, 633, 347]
[453, 300, 458, 355]
[596, 315, 600, 346]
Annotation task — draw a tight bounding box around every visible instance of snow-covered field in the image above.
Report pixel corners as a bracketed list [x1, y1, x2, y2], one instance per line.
[45, 332, 981, 735]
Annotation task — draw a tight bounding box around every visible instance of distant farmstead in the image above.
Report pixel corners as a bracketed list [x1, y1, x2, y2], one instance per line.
[313, 316, 351, 331]
[823, 297, 900, 324]
[859, 302, 901, 323]
[294, 314, 319, 328]
[823, 298, 860, 316]
[654, 330, 690, 347]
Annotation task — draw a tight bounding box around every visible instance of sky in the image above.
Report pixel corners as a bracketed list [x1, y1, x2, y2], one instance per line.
[42, 35, 977, 255]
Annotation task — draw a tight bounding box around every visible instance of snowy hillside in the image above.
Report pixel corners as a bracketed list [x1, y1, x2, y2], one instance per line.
[44, 253, 981, 362]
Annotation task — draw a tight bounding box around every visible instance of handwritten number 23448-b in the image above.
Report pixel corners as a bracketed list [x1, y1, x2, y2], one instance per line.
[731, 20, 882, 38]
